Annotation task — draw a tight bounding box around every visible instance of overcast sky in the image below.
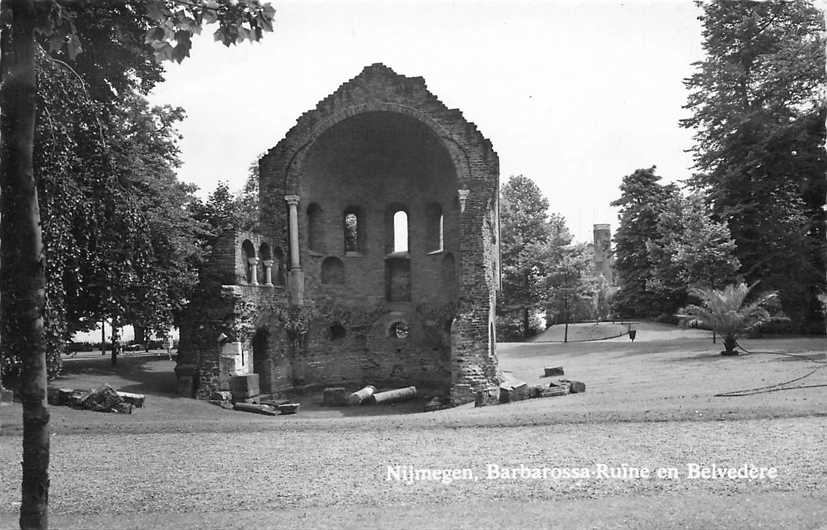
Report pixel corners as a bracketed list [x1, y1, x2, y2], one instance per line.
[148, 0, 705, 242]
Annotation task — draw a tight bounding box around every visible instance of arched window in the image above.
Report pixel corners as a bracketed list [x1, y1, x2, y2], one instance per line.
[343, 207, 362, 254]
[307, 203, 323, 252]
[393, 210, 408, 253]
[321, 256, 345, 284]
[259, 242, 271, 284]
[425, 203, 443, 252]
[241, 240, 256, 284]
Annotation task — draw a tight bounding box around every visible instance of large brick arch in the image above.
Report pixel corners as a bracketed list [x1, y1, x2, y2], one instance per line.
[177, 64, 501, 405]
[283, 102, 474, 193]
[259, 64, 499, 234]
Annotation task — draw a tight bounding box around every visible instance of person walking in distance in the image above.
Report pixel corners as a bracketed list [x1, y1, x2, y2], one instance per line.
[164, 334, 175, 360]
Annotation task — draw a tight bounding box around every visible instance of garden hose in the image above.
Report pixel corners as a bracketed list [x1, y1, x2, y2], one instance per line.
[714, 341, 827, 397]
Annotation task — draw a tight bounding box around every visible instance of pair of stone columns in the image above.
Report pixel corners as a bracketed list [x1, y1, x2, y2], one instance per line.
[246, 257, 276, 286]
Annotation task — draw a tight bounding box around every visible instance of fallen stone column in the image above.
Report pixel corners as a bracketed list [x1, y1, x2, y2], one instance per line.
[373, 386, 417, 405]
[347, 385, 376, 405]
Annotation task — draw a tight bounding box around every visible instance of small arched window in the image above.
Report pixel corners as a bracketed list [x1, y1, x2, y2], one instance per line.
[307, 203, 323, 252]
[393, 210, 408, 253]
[241, 240, 256, 284]
[343, 207, 362, 254]
[259, 242, 272, 284]
[425, 203, 443, 252]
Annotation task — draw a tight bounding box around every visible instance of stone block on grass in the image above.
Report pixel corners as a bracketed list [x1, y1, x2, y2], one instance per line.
[323, 387, 348, 406]
[544, 366, 565, 377]
[230, 373, 260, 400]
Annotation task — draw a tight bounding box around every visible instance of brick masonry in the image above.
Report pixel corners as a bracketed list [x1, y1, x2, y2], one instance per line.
[177, 64, 501, 405]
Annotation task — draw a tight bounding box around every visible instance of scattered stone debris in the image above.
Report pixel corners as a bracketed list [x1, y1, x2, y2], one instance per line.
[543, 366, 565, 377]
[373, 386, 417, 405]
[323, 387, 348, 406]
[230, 374, 260, 401]
[499, 381, 529, 403]
[47, 385, 137, 414]
[277, 403, 300, 415]
[348, 385, 377, 406]
[424, 396, 452, 412]
[233, 402, 278, 416]
[474, 368, 586, 407]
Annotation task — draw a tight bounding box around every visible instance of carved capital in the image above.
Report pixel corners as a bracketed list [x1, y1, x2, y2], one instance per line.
[284, 194, 301, 207]
[247, 257, 260, 266]
[457, 189, 470, 213]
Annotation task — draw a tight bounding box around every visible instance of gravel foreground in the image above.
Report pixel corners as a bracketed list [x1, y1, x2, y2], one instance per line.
[1, 416, 825, 528]
[1, 331, 825, 528]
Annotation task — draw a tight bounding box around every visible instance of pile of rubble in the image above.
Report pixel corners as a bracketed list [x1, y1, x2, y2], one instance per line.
[476, 366, 586, 407]
[209, 374, 300, 416]
[47, 385, 144, 414]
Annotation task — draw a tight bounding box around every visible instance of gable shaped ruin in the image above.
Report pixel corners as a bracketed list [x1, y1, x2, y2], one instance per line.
[176, 64, 500, 405]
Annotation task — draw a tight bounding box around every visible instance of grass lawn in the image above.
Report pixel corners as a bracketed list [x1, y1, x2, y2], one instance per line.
[1, 321, 825, 529]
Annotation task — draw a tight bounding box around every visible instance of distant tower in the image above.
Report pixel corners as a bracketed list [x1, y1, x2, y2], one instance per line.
[593, 224, 613, 285]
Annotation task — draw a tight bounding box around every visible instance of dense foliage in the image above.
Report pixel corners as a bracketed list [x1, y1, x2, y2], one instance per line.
[499, 175, 604, 339]
[681, 0, 826, 333]
[611, 167, 740, 321]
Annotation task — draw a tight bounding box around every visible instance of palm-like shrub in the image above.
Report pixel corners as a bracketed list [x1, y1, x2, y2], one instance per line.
[677, 282, 778, 355]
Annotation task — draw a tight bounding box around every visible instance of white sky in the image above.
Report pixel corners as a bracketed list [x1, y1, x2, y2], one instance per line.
[148, 0, 705, 242]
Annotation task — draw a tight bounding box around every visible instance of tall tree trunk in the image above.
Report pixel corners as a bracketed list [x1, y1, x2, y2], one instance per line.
[110, 319, 120, 366]
[522, 307, 529, 339]
[0, 1, 50, 528]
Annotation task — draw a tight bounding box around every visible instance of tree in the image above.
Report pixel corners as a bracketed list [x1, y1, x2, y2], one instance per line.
[681, 0, 826, 333]
[499, 175, 553, 338]
[610, 167, 680, 318]
[677, 282, 779, 355]
[0, 2, 276, 527]
[544, 243, 597, 341]
[658, 194, 741, 291]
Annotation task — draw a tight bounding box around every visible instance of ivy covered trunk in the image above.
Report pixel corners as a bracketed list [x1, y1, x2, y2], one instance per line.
[0, 0, 50, 528]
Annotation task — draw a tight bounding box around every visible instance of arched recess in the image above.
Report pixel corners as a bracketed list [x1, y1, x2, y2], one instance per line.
[283, 101, 474, 195]
[252, 328, 271, 394]
[307, 203, 323, 252]
[425, 202, 443, 253]
[343, 207, 363, 254]
[241, 240, 256, 284]
[259, 242, 271, 284]
[321, 256, 345, 285]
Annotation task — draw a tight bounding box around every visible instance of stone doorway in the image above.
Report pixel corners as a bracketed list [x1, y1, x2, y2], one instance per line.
[252, 328, 271, 394]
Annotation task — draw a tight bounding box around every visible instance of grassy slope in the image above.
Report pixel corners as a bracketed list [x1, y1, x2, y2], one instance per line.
[1, 323, 825, 529]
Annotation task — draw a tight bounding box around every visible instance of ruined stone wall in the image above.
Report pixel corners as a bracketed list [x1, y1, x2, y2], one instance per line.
[179, 64, 500, 403]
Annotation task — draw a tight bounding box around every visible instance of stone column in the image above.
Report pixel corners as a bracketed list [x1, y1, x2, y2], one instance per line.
[247, 257, 260, 285]
[285, 194, 301, 270]
[262, 260, 274, 286]
[284, 194, 304, 305]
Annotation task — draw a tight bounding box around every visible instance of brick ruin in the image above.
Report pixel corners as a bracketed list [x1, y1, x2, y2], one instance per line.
[175, 64, 501, 405]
